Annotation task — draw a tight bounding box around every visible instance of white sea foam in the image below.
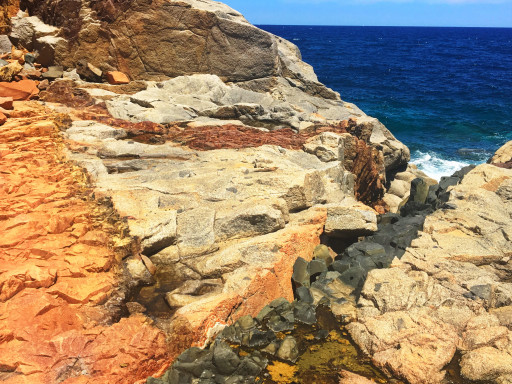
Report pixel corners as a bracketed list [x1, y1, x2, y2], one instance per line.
[411, 151, 471, 181]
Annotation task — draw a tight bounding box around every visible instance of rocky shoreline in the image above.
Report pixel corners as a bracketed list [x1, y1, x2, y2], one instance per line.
[0, 1, 511, 384]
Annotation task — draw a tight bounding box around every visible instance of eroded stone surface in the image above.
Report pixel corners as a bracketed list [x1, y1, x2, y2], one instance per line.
[348, 162, 512, 384]
[0, 102, 169, 384]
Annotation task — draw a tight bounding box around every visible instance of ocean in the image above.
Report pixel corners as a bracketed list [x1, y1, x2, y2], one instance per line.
[259, 25, 512, 180]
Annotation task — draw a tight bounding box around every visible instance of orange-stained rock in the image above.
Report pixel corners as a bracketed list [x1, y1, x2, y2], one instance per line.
[0, 80, 39, 100]
[0, 111, 5, 125]
[106, 71, 130, 85]
[167, 208, 327, 360]
[0, 96, 13, 109]
[0, 102, 169, 384]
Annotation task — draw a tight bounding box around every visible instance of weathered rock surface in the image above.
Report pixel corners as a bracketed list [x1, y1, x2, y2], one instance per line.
[490, 140, 512, 168]
[348, 162, 512, 384]
[384, 164, 436, 213]
[0, 0, 18, 34]
[64, 113, 350, 355]
[14, 0, 409, 173]
[19, 0, 322, 87]
[0, 102, 169, 384]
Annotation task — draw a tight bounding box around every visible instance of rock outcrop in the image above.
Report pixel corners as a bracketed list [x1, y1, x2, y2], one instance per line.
[0, 102, 169, 383]
[13, 0, 409, 175]
[7, 1, 506, 383]
[59, 96, 390, 359]
[347, 158, 512, 384]
[490, 140, 512, 168]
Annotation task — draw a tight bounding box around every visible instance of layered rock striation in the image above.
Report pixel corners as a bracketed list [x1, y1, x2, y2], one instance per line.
[4, 1, 509, 384]
[14, 0, 409, 175]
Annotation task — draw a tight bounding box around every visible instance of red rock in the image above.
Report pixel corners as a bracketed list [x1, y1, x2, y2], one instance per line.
[0, 111, 6, 125]
[0, 103, 169, 383]
[106, 71, 130, 85]
[0, 96, 13, 109]
[0, 80, 39, 100]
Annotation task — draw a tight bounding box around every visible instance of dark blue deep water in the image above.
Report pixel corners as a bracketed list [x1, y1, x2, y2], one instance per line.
[260, 26, 512, 179]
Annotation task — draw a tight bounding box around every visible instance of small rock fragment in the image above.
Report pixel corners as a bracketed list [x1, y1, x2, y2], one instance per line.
[0, 96, 13, 110]
[42, 65, 63, 80]
[276, 336, 299, 362]
[76, 59, 103, 82]
[106, 71, 130, 84]
[0, 61, 23, 81]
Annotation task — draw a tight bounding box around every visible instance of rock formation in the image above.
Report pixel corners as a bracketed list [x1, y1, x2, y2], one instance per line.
[13, 0, 409, 175]
[348, 159, 512, 384]
[2, 0, 510, 383]
[0, 102, 169, 384]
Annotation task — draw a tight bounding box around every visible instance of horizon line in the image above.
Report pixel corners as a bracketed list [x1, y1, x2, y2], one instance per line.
[255, 24, 512, 29]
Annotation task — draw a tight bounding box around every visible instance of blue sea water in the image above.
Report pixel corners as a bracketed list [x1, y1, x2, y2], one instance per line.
[259, 26, 512, 179]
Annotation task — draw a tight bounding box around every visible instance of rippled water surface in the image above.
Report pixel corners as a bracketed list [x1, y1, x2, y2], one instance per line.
[260, 26, 512, 178]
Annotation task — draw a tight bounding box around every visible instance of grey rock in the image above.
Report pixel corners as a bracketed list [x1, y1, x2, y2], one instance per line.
[308, 259, 328, 277]
[248, 330, 276, 349]
[331, 259, 351, 275]
[255, 305, 274, 323]
[267, 315, 294, 333]
[313, 244, 333, 266]
[42, 65, 63, 80]
[0, 35, 12, 55]
[295, 286, 314, 304]
[292, 257, 310, 287]
[276, 336, 299, 362]
[24, 53, 36, 66]
[236, 352, 267, 377]
[410, 177, 429, 204]
[339, 266, 367, 289]
[213, 342, 240, 375]
[293, 301, 316, 325]
[237, 315, 256, 332]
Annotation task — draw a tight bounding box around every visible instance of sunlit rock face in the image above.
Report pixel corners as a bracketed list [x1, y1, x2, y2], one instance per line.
[0, 102, 170, 384]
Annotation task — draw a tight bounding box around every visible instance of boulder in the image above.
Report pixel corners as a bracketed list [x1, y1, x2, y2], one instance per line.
[490, 141, 512, 167]
[20, 0, 310, 87]
[460, 347, 512, 381]
[324, 201, 377, 239]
